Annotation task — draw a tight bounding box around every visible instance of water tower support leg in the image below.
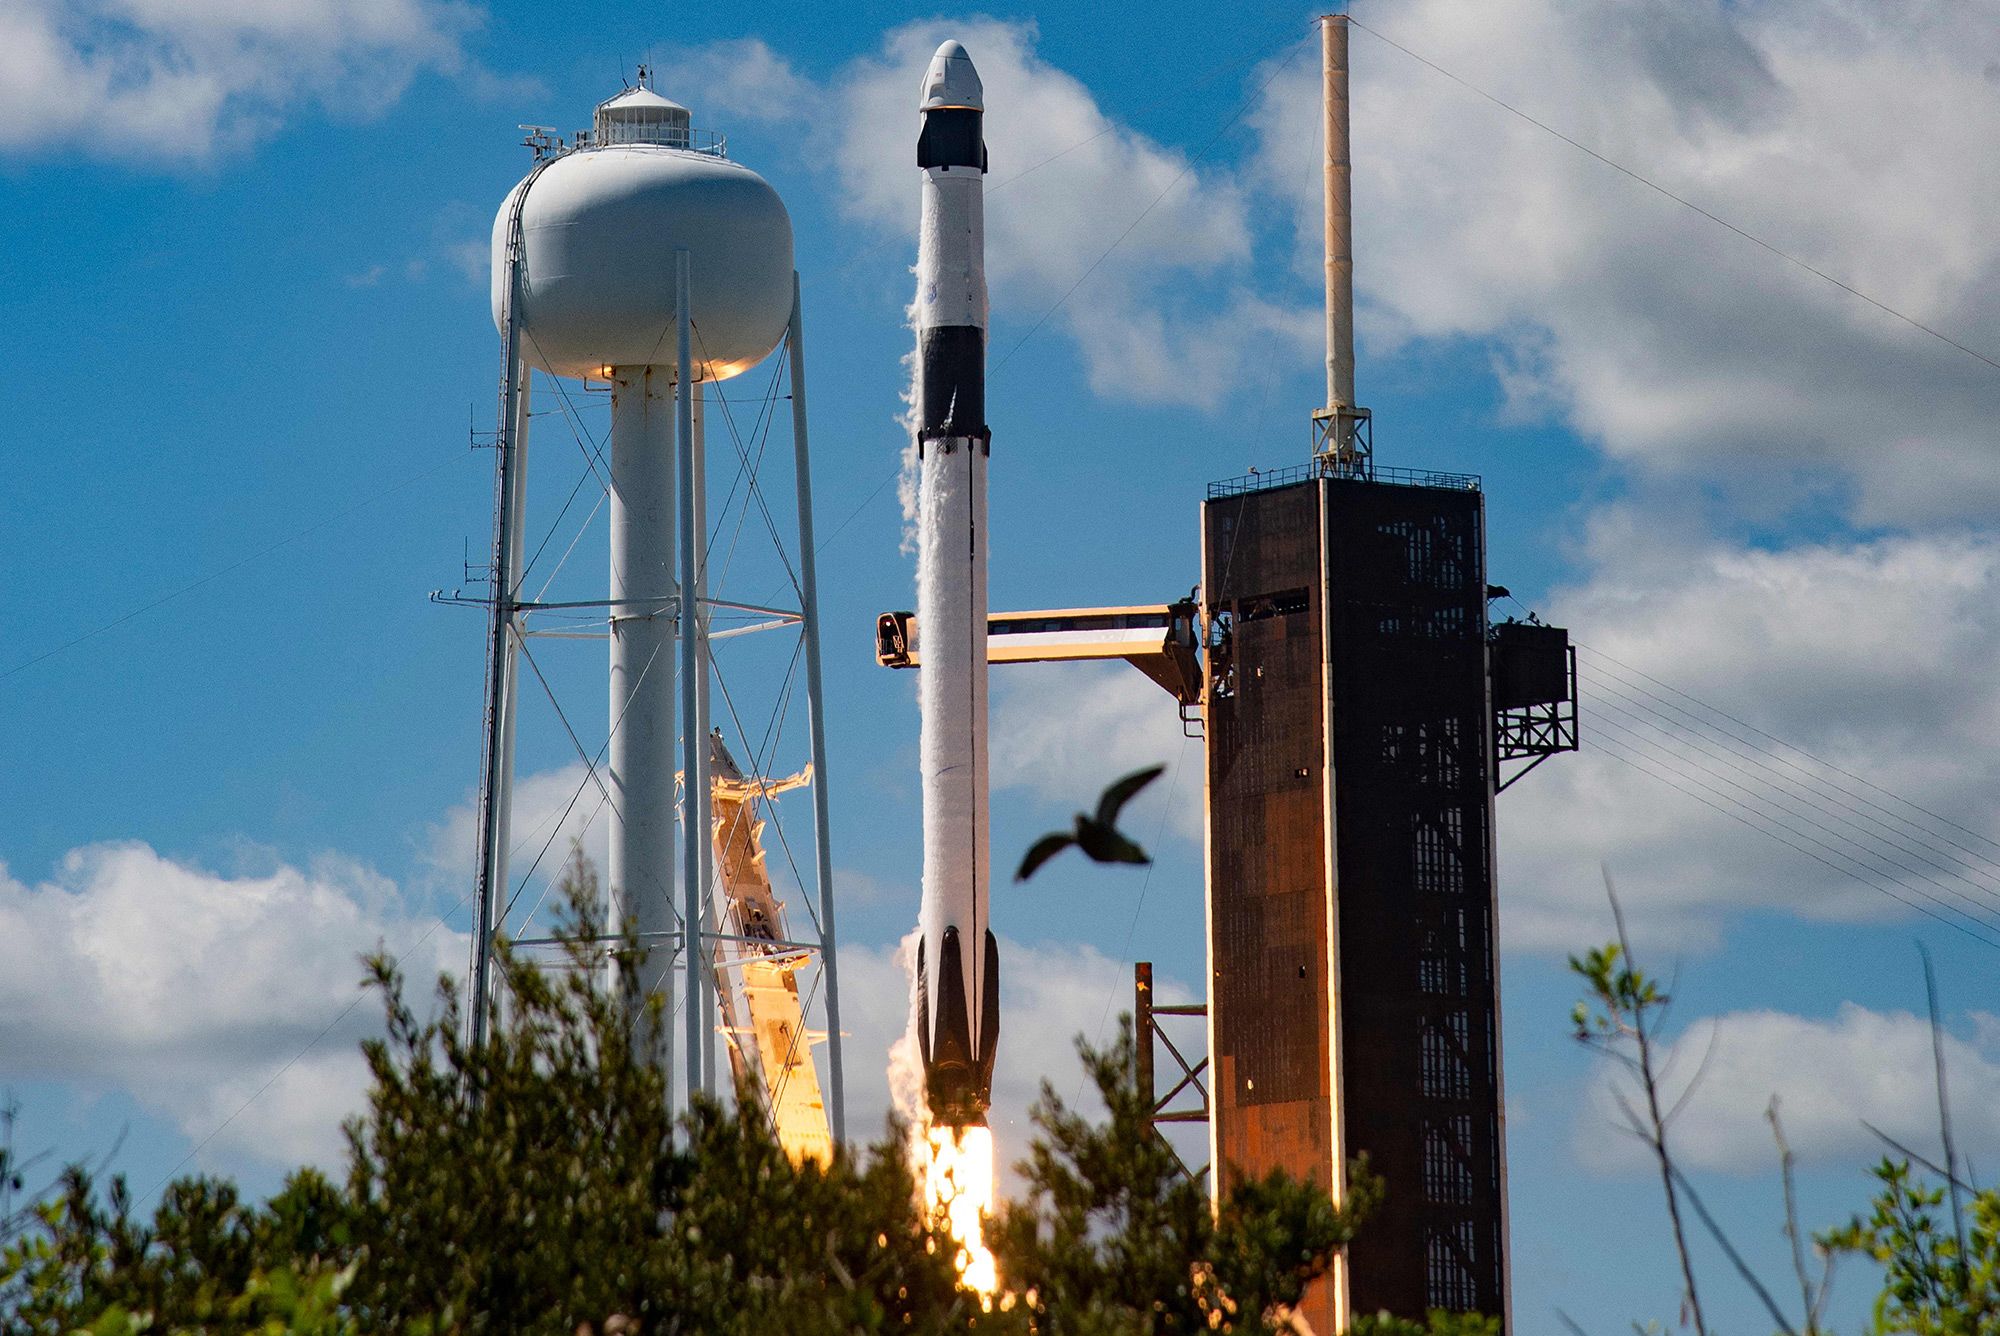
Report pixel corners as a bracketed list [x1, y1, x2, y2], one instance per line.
[786, 273, 847, 1144]
[675, 249, 708, 1104]
[471, 239, 533, 1050]
[691, 381, 717, 1098]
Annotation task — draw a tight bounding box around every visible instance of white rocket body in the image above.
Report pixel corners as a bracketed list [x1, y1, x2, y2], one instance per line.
[912, 40, 997, 1128]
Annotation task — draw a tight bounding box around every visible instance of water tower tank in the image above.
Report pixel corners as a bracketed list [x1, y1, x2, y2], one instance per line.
[492, 84, 794, 380]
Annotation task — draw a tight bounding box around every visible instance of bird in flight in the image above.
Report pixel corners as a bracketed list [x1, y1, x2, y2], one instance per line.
[1015, 764, 1166, 882]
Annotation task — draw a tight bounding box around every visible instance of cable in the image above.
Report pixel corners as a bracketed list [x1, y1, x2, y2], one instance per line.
[1586, 732, 2000, 952]
[1579, 643, 2000, 861]
[528, 489, 606, 607]
[1347, 16, 2000, 379]
[1585, 670, 2000, 912]
[695, 326, 804, 603]
[1587, 702, 2000, 934]
[1519, 624, 2000, 948]
[517, 458, 598, 589]
[2, 451, 463, 684]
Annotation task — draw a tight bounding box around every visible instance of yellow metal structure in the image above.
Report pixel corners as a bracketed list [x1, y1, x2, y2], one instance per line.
[706, 735, 834, 1167]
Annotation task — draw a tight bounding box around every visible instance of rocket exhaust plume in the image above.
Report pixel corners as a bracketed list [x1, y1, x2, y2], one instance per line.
[906, 36, 1000, 1298]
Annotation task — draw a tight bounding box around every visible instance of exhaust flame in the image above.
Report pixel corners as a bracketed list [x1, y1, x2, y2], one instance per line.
[921, 1123, 998, 1297]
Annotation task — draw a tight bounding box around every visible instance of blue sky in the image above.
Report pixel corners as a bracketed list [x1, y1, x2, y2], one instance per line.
[8, 1, 2000, 1330]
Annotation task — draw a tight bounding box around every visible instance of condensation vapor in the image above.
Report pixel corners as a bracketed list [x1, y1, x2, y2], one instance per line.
[897, 284, 923, 554]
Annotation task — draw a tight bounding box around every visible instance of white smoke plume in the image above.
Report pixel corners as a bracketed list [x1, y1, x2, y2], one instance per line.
[885, 925, 929, 1147]
[896, 313, 922, 555]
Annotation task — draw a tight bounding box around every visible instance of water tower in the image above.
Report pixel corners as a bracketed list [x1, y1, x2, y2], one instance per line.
[462, 71, 847, 1140]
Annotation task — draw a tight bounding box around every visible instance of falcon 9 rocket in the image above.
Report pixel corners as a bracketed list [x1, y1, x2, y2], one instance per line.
[912, 39, 996, 1130]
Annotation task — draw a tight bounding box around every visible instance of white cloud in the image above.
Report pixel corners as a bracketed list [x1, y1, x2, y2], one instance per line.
[1579, 1001, 2000, 1174]
[658, 3, 2000, 508]
[422, 760, 607, 932]
[0, 0, 484, 163]
[990, 660, 1201, 844]
[663, 21, 1317, 410]
[1247, 0, 2000, 523]
[1499, 519, 2000, 950]
[0, 842, 462, 1170]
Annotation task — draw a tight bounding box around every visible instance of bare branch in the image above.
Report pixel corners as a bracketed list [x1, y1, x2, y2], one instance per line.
[1668, 1162, 1800, 1336]
[1604, 869, 1709, 1336]
[1768, 1097, 1819, 1334]
[1920, 943, 1972, 1294]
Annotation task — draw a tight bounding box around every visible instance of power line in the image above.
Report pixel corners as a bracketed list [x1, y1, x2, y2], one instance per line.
[1, 452, 464, 684]
[1553, 633, 2000, 944]
[1586, 730, 2000, 953]
[1581, 643, 2000, 861]
[1347, 16, 2000, 379]
[1587, 700, 2000, 935]
[1584, 662, 2000, 908]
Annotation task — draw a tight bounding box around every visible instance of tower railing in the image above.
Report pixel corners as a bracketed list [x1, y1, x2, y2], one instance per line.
[1207, 462, 1481, 500]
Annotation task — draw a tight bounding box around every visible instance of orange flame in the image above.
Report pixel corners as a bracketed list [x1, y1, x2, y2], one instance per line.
[920, 1123, 998, 1296]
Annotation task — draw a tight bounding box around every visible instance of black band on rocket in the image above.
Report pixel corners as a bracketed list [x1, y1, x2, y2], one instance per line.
[918, 326, 987, 441]
[918, 108, 987, 171]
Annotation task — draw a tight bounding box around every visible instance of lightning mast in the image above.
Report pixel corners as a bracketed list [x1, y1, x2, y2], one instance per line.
[1314, 14, 1371, 476]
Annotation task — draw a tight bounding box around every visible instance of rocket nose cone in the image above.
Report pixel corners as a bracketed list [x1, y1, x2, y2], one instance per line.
[921, 38, 983, 111]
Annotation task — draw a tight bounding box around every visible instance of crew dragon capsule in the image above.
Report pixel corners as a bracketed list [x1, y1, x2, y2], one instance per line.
[912, 39, 996, 1129]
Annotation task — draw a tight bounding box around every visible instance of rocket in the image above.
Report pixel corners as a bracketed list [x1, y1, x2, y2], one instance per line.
[912, 39, 997, 1129]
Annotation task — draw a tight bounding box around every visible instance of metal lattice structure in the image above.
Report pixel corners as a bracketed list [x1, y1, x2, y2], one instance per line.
[1134, 962, 1210, 1183]
[1492, 622, 1580, 793]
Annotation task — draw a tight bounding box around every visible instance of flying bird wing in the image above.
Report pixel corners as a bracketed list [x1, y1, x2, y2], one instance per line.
[1095, 764, 1166, 827]
[1092, 830, 1152, 866]
[1015, 833, 1075, 882]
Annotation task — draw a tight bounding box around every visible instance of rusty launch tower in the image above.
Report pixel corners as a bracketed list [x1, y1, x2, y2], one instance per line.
[1185, 18, 1576, 1330]
[1199, 462, 1573, 1328]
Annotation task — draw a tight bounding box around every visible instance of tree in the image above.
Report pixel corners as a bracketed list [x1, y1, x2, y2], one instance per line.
[991, 1017, 1370, 1335]
[1823, 1159, 2000, 1333]
[0, 855, 1368, 1334]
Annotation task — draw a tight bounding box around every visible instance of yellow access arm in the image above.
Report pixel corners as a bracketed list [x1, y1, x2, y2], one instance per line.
[706, 735, 834, 1168]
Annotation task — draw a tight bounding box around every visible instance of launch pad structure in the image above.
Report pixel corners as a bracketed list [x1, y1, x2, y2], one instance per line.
[1199, 461, 1571, 1329]
[873, 16, 1579, 1331]
[1191, 19, 1577, 1330]
[458, 22, 1586, 1330]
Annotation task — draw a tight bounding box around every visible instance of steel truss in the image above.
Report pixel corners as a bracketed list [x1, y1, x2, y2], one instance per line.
[1135, 961, 1210, 1183]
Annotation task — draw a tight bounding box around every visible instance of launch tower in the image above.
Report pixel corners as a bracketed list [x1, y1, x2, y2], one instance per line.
[1195, 18, 1576, 1331]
